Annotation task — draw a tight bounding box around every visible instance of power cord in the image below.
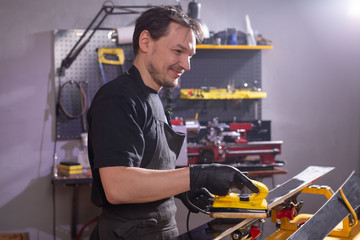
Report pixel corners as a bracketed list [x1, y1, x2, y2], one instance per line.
[183, 189, 214, 237]
[184, 191, 212, 215]
[58, 80, 87, 116]
[52, 74, 63, 240]
[186, 210, 194, 240]
[58, 80, 88, 132]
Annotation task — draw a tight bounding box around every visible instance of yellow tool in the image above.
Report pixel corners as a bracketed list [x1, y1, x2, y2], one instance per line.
[97, 47, 125, 84]
[97, 47, 124, 65]
[209, 180, 269, 219]
[180, 88, 267, 100]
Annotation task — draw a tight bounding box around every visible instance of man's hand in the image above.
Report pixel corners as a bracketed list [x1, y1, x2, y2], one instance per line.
[189, 163, 259, 196]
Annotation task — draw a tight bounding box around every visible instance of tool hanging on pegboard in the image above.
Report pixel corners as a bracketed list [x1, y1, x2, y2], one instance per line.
[56, 80, 88, 139]
[97, 47, 125, 84]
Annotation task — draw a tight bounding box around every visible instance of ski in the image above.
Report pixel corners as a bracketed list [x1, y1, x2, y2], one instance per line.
[287, 171, 360, 240]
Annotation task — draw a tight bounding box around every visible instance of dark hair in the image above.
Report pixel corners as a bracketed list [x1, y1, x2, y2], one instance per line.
[133, 5, 203, 55]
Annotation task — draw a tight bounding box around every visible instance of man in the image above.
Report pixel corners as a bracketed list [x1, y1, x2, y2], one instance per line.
[88, 5, 258, 240]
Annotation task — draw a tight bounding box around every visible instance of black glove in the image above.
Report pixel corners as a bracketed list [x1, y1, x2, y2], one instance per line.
[189, 163, 259, 196]
[175, 188, 214, 213]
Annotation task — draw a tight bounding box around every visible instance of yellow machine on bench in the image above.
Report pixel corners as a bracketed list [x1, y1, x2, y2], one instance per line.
[209, 180, 269, 219]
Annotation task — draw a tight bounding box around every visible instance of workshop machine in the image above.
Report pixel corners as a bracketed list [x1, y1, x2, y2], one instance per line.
[178, 118, 283, 169]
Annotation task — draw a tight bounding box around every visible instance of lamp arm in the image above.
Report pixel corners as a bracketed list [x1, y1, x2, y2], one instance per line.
[57, 4, 155, 76]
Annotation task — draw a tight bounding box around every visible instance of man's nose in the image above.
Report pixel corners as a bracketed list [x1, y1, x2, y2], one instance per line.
[180, 56, 191, 71]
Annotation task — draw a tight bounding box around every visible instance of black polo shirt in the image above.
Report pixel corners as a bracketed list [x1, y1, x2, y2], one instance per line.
[87, 66, 158, 207]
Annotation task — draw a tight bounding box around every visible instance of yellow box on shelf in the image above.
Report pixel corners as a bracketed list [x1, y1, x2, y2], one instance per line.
[58, 161, 82, 170]
[58, 169, 83, 176]
[180, 88, 267, 100]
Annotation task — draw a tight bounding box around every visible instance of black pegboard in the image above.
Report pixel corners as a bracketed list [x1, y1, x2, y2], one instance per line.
[180, 49, 261, 89]
[56, 80, 88, 140]
[55, 29, 265, 139]
[160, 49, 263, 122]
[54, 29, 121, 140]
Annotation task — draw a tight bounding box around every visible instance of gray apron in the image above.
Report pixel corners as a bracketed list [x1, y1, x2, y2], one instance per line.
[91, 93, 185, 240]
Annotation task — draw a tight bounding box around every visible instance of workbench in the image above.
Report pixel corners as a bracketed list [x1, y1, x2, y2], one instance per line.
[51, 167, 286, 240]
[51, 173, 92, 239]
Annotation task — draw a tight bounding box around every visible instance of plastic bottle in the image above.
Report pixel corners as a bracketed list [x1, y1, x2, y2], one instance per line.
[246, 15, 257, 46]
[78, 132, 90, 172]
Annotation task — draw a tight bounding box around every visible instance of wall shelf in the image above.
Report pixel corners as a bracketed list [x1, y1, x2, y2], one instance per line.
[172, 43, 268, 121]
[196, 45, 273, 50]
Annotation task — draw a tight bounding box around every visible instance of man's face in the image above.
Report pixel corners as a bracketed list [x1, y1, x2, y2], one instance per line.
[146, 22, 196, 89]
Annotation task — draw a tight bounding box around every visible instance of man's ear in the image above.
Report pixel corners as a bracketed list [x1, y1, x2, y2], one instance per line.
[138, 30, 152, 53]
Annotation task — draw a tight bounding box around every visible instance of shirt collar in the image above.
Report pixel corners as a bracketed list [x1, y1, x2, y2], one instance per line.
[128, 65, 158, 95]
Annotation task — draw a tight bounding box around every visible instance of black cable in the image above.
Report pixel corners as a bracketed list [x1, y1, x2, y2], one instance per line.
[185, 191, 211, 215]
[52, 181, 56, 240]
[52, 137, 58, 240]
[52, 139, 57, 240]
[184, 190, 213, 239]
[52, 75, 62, 240]
[186, 210, 191, 232]
[185, 210, 194, 240]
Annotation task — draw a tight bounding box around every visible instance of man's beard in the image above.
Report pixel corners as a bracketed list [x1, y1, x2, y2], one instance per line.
[148, 61, 179, 88]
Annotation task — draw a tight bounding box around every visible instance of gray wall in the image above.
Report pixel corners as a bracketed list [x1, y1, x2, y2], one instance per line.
[0, 0, 359, 239]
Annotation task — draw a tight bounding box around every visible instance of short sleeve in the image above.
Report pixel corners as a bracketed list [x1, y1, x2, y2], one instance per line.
[88, 96, 145, 169]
